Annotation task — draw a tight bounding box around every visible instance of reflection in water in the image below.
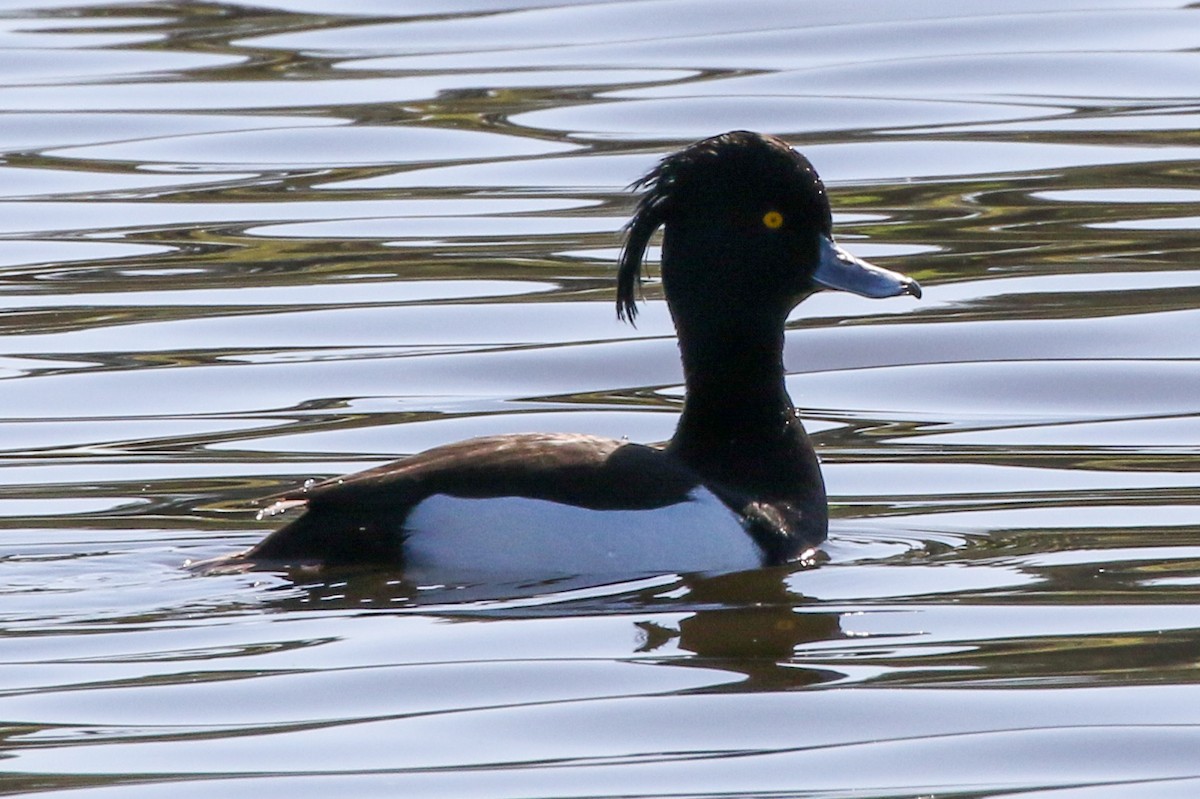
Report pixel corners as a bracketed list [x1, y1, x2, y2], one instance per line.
[649, 571, 846, 691]
[2, 0, 1200, 796]
[264, 565, 847, 691]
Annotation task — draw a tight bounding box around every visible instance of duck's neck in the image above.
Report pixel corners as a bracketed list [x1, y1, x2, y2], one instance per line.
[667, 314, 826, 513]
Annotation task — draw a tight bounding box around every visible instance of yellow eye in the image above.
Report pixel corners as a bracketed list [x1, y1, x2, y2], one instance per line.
[762, 210, 784, 229]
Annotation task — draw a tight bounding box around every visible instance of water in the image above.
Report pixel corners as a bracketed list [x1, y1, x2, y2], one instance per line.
[2, 1, 1200, 796]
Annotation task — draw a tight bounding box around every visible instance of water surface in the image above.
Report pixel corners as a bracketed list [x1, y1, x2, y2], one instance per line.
[2, 1, 1200, 796]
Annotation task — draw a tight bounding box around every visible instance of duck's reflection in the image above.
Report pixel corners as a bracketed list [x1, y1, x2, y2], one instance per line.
[636, 568, 844, 690]
[259, 563, 846, 690]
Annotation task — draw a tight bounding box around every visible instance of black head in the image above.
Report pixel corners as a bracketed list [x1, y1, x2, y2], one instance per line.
[617, 131, 919, 323]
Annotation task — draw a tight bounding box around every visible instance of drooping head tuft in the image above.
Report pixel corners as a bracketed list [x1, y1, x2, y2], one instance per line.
[616, 174, 667, 323]
[616, 131, 831, 323]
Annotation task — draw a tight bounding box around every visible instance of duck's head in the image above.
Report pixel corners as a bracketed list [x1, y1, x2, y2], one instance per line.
[617, 131, 921, 324]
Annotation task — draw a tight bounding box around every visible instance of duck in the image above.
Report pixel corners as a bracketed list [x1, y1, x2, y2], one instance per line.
[223, 131, 920, 579]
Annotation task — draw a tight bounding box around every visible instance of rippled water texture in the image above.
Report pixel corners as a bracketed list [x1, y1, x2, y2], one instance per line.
[2, 1, 1200, 796]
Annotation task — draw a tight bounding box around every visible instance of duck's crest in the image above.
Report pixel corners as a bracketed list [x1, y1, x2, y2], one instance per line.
[617, 134, 734, 323]
[616, 131, 826, 323]
[616, 179, 666, 324]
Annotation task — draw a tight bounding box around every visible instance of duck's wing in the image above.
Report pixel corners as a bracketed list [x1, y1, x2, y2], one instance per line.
[267, 433, 702, 512]
[235, 433, 707, 568]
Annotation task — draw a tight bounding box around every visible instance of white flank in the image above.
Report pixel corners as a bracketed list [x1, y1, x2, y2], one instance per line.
[402, 487, 763, 580]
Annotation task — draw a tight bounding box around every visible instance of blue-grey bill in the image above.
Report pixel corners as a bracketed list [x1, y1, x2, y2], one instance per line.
[813, 236, 922, 299]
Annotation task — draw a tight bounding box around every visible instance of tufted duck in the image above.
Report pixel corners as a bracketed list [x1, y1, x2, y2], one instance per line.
[221, 131, 921, 578]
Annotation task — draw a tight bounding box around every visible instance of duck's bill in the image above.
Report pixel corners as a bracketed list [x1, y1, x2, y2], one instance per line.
[813, 236, 922, 299]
